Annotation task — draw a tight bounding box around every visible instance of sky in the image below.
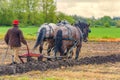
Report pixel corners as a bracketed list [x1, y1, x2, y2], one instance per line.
[56, 0, 120, 18]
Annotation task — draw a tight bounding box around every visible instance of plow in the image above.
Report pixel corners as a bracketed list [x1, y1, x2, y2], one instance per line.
[18, 45, 43, 63]
[18, 45, 68, 63]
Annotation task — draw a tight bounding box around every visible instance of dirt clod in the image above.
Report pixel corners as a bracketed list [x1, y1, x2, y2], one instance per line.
[0, 54, 120, 75]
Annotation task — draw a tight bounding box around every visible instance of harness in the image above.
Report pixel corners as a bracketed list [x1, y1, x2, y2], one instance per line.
[76, 26, 83, 40]
[44, 24, 54, 40]
[64, 39, 79, 58]
[62, 25, 81, 57]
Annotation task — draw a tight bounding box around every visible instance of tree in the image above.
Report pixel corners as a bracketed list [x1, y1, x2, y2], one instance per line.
[40, 0, 56, 23]
[0, 0, 14, 26]
[57, 12, 75, 24]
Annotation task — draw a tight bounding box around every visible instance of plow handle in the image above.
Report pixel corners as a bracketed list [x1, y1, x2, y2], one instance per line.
[26, 44, 30, 55]
[26, 44, 31, 62]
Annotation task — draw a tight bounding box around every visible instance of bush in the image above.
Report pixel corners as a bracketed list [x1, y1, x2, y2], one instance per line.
[104, 22, 110, 28]
[116, 20, 120, 28]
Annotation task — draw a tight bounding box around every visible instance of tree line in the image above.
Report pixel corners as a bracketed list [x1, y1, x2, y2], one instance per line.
[0, 0, 74, 27]
[0, 0, 57, 26]
[0, 0, 120, 28]
[73, 15, 120, 28]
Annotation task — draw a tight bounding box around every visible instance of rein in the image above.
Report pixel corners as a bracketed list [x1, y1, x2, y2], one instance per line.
[44, 36, 53, 40]
[76, 26, 83, 39]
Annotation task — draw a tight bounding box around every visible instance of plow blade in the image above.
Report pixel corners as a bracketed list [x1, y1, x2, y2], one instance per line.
[18, 53, 43, 63]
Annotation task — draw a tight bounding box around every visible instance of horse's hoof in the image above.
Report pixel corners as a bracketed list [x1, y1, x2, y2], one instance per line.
[38, 55, 43, 61]
[75, 57, 79, 61]
[47, 58, 52, 61]
[9, 62, 17, 65]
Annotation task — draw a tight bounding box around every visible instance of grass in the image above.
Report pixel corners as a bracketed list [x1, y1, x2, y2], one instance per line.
[89, 27, 120, 39]
[0, 26, 120, 40]
[0, 26, 39, 40]
[20, 27, 38, 40]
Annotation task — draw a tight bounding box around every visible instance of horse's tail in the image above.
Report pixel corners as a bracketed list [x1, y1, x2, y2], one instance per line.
[54, 29, 63, 56]
[33, 28, 46, 49]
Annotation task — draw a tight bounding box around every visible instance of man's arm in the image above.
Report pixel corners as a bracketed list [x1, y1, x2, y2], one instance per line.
[4, 30, 9, 45]
[19, 30, 27, 45]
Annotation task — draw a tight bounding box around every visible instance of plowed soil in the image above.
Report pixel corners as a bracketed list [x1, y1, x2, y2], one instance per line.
[0, 40, 120, 75]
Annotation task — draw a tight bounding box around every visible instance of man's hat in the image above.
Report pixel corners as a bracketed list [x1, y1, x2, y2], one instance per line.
[13, 20, 19, 25]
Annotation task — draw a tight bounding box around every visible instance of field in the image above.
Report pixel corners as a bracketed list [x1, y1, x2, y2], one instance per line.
[0, 40, 120, 80]
[0, 27, 120, 80]
[0, 26, 38, 40]
[0, 26, 120, 40]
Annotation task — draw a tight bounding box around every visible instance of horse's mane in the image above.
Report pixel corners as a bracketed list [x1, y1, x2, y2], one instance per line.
[57, 20, 70, 26]
[75, 21, 89, 32]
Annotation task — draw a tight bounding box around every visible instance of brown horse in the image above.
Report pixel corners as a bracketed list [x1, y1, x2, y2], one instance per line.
[33, 23, 59, 56]
[54, 22, 90, 60]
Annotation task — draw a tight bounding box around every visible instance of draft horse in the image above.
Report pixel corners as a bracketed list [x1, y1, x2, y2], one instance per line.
[33, 23, 59, 56]
[54, 22, 90, 60]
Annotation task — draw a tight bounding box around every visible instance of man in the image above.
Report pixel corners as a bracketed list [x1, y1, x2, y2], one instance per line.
[4, 20, 27, 64]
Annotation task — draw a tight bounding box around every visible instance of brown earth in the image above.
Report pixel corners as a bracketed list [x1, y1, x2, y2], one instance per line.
[1, 40, 120, 60]
[0, 40, 120, 76]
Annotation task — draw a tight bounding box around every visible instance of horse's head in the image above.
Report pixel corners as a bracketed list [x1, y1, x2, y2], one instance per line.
[76, 21, 91, 42]
[82, 23, 91, 42]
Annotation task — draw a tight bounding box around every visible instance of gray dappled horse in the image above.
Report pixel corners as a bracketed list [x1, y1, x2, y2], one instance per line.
[54, 21, 90, 60]
[33, 23, 59, 56]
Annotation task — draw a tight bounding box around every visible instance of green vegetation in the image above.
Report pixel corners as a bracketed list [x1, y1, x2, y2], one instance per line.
[0, 0, 75, 26]
[20, 27, 39, 40]
[0, 0, 57, 26]
[0, 27, 10, 39]
[0, 26, 39, 40]
[1, 0, 120, 28]
[89, 27, 120, 39]
[0, 26, 120, 40]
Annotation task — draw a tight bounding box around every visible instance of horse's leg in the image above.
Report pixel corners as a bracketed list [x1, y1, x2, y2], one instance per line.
[39, 43, 43, 54]
[54, 45, 64, 57]
[47, 45, 51, 56]
[68, 50, 74, 59]
[63, 48, 68, 56]
[59, 47, 65, 56]
[65, 47, 74, 59]
[75, 43, 82, 60]
[47, 44, 52, 61]
[47, 43, 54, 56]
